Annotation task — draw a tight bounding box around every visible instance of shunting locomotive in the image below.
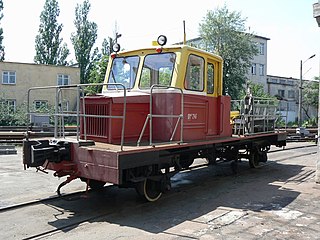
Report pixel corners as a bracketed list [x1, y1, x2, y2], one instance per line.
[23, 35, 286, 202]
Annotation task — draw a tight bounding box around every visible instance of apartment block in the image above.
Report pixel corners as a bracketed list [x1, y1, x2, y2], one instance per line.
[247, 35, 270, 89]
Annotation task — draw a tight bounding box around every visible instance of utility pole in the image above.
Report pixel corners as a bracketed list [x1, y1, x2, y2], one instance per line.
[298, 55, 316, 127]
[313, 0, 320, 183]
[298, 60, 303, 127]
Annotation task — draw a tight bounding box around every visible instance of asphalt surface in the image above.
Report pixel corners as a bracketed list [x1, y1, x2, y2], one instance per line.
[0, 142, 319, 240]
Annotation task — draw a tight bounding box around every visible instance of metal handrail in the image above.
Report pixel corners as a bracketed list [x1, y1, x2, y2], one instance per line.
[137, 85, 184, 146]
[231, 97, 280, 135]
[27, 83, 127, 150]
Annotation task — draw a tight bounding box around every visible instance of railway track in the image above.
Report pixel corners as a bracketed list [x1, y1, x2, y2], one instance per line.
[269, 143, 317, 153]
[0, 131, 77, 144]
[0, 126, 77, 144]
[0, 190, 87, 214]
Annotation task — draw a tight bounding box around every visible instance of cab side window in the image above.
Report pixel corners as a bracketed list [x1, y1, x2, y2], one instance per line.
[207, 63, 214, 94]
[185, 54, 204, 91]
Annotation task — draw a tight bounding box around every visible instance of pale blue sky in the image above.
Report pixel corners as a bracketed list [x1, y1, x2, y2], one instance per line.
[2, 0, 320, 80]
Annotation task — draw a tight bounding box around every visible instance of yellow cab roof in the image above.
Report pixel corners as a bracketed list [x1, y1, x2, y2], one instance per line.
[114, 44, 223, 63]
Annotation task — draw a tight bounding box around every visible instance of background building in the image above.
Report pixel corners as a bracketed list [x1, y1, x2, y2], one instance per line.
[247, 35, 270, 89]
[0, 62, 80, 113]
[266, 75, 298, 123]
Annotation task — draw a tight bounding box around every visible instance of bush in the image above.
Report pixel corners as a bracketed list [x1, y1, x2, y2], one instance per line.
[0, 102, 56, 126]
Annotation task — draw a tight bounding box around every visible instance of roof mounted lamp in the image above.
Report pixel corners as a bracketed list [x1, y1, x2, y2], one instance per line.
[157, 35, 167, 46]
[113, 43, 121, 53]
[111, 43, 121, 59]
[156, 35, 167, 53]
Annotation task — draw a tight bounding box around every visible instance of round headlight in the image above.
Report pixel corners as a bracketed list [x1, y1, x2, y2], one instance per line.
[113, 43, 121, 53]
[157, 35, 167, 46]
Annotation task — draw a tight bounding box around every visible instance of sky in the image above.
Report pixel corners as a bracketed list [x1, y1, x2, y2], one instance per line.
[1, 0, 320, 80]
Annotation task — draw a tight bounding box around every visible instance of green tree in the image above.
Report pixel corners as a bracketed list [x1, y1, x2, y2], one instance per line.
[86, 36, 120, 94]
[239, 81, 275, 99]
[34, 0, 69, 65]
[86, 54, 109, 94]
[71, 0, 98, 84]
[103, 37, 114, 55]
[0, 0, 5, 61]
[302, 77, 319, 120]
[199, 5, 258, 99]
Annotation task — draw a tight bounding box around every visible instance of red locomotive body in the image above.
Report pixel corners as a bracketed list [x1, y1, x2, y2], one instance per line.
[23, 36, 286, 201]
[80, 93, 150, 144]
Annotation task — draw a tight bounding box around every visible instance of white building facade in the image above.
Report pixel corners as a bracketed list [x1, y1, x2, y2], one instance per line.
[266, 75, 298, 123]
[247, 35, 270, 89]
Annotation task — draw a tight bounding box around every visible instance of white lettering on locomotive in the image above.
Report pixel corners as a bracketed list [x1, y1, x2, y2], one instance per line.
[187, 113, 198, 120]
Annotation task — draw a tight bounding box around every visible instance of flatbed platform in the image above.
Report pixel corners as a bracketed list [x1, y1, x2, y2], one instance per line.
[28, 131, 286, 155]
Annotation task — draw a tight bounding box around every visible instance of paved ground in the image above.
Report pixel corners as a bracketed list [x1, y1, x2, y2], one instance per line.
[0, 145, 85, 208]
[0, 142, 320, 239]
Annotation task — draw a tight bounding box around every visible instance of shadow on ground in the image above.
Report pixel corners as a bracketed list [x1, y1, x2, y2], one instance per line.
[44, 158, 303, 234]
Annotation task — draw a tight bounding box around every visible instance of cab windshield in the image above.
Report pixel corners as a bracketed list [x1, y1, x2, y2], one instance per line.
[139, 52, 176, 89]
[108, 56, 139, 89]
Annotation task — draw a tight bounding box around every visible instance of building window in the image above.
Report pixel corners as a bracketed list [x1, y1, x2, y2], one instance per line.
[2, 71, 16, 84]
[279, 101, 287, 111]
[278, 89, 285, 98]
[251, 63, 256, 75]
[287, 80, 294, 85]
[288, 101, 296, 111]
[288, 90, 295, 99]
[1, 99, 16, 112]
[57, 74, 70, 86]
[60, 100, 69, 112]
[267, 78, 278, 83]
[185, 54, 204, 91]
[259, 43, 265, 55]
[259, 64, 265, 76]
[34, 100, 48, 109]
[279, 79, 286, 84]
[7, 100, 16, 112]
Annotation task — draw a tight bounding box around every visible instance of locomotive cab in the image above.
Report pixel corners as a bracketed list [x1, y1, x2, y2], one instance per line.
[80, 36, 231, 145]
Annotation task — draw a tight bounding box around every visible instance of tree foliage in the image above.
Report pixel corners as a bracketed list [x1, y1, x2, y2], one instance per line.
[302, 77, 319, 120]
[199, 5, 258, 99]
[71, 0, 98, 84]
[86, 36, 122, 94]
[239, 81, 275, 99]
[34, 0, 69, 65]
[86, 54, 109, 94]
[0, 0, 5, 61]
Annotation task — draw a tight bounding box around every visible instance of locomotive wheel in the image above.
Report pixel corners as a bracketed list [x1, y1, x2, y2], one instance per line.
[88, 180, 106, 190]
[249, 150, 260, 168]
[135, 178, 162, 202]
[260, 151, 268, 162]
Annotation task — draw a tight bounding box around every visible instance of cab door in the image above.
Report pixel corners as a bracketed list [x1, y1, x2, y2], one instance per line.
[205, 59, 219, 136]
